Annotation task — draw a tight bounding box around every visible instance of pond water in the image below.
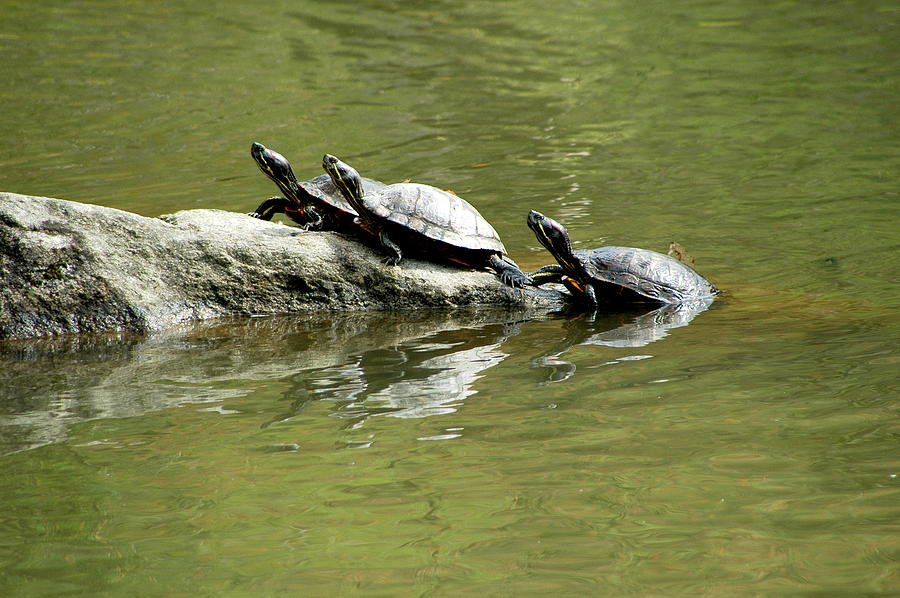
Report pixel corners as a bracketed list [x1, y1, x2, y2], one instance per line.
[1, 0, 897, 596]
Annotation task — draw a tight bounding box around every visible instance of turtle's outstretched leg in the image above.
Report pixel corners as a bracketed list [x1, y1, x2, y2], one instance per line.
[488, 254, 531, 288]
[249, 196, 287, 221]
[250, 197, 322, 230]
[527, 264, 566, 286]
[379, 232, 403, 265]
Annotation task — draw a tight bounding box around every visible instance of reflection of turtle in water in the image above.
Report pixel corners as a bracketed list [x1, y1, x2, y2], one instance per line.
[248, 142, 385, 233]
[527, 210, 717, 309]
[533, 299, 714, 383]
[322, 153, 531, 288]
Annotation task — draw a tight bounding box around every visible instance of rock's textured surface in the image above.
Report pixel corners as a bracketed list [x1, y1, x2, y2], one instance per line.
[0, 192, 565, 339]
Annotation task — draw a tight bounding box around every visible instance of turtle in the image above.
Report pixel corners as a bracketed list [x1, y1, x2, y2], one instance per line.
[527, 210, 717, 308]
[321, 153, 530, 288]
[248, 142, 386, 233]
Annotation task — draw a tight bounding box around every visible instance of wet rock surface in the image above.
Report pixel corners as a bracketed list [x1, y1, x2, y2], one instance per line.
[0, 192, 565, 339]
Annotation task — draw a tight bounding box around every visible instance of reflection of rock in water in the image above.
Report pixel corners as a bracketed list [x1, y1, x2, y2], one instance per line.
[271, 320, 520, 426]
[532, 298, 713, 383]
[0, 299, 712, 453]
[355, 342, 509, 419]
[0, 309, 529, 454]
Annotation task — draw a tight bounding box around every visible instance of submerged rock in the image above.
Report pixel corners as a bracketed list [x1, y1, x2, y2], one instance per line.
[0, 192, 564, 339]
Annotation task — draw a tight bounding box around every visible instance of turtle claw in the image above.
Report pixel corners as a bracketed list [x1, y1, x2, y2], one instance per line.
[500, 272, 520, 288]
[382, 256, 402, 266]
[499, 269, 532, 289]
[304, 215, 325, 231]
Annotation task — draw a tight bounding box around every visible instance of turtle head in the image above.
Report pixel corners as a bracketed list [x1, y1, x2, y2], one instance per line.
[322, 154, 364, 206]
[528, 210, 575, 263]
[251, 142, 300, 197]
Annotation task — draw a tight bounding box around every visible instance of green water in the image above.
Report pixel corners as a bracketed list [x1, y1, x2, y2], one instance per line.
[1, 0, 898, 595]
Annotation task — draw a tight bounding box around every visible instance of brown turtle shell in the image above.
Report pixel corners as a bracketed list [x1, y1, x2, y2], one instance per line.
[578, 246, 717, 303]
[362, 183, 507, 254]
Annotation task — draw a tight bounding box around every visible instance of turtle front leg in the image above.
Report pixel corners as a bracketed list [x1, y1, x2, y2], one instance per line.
[559, 277, 597, 310]
[528, 264, 566, 286]
[378, 232, 403, 265]
[298, 206, 325, 231]
[584, 283, 599, 310]
[249, 196, 287, 221]
[488, 254, 531, 288]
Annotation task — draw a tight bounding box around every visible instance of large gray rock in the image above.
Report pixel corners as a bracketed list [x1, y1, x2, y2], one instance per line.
[0, 192, 565, 339]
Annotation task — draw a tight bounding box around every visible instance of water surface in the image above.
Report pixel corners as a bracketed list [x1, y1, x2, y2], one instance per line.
[1, 0, 897, 595]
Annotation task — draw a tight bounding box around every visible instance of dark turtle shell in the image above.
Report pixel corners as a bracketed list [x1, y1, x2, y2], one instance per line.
[362, 183, 506, 254]
[577, 246, 717, 303]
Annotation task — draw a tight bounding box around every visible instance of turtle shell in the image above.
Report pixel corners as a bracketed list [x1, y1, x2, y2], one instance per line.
[578, 246, 717, 303]
[301, 174, 387, 217]
[363, 183, 507, 254]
